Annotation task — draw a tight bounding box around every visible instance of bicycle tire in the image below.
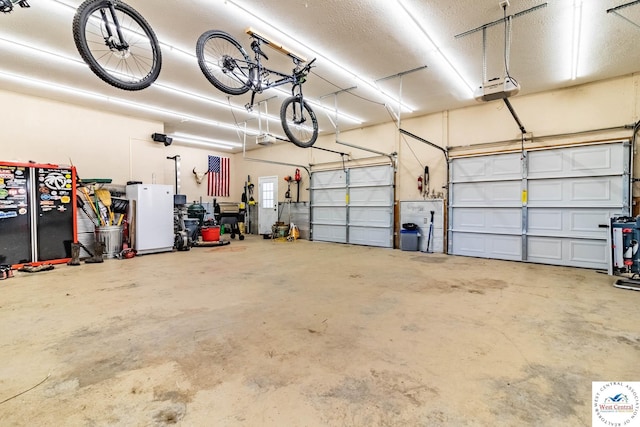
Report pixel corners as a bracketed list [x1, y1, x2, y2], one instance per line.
[72, 0, 162, 91]
[280, 96, 318, 148]
[196, 30, 253, 95]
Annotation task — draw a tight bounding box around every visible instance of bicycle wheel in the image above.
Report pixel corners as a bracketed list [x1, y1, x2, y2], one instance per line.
[196, 30, 253, 95]
[73, 0, 162, 91]
[280, 96, 319, 148]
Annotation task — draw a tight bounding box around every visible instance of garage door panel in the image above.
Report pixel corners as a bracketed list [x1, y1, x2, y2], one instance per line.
[452, 207, 521, 234]
[528, 237, 608, 269]
[452, 181, 521, 206]
[528, 208, 621, 239]
[349, 226, 391, 247]
[312, 207, 346, 225]
[528, 177, 622, 207]
[311, 165, 394, 248]
[350, 207, 391, 227]
[451, 232, 521, 260]
[528, 144, 623, 179]
[312, 189, 346, 206]
[452, 153, 522, 182]
[313, 225, 347, 243]
[311, 170, 346, 188]
[350, 186, 392, 206]
[350, 165, 393, 187]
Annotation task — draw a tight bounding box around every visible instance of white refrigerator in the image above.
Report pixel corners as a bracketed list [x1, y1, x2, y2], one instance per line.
[126, 184, 174, 255]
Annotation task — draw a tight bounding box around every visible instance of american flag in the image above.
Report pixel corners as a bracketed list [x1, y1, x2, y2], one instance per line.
[208, 155, 230, 197]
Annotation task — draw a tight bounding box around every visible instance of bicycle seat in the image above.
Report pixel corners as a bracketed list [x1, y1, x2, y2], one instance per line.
[251, 40, 268, 61]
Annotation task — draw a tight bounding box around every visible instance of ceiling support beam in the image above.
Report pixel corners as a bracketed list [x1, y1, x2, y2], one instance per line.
[454, 3, 548, 39]
[607, 1, 640, 30]
[375, 66, 428, 83]
[399, 129, 449, 162]
[375, 66, 428, 129]
[607, 0, 640, 13]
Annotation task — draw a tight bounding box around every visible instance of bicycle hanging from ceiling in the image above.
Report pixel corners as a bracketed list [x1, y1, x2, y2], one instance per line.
[72, 0, 162, 91]
[196, 28, 319, 148]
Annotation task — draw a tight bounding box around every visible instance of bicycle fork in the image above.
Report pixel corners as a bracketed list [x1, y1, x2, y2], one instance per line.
[290, 84, 307, 125]
[101, 3, 129, 51]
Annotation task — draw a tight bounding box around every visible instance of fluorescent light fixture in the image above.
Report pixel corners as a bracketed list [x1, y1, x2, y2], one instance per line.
[571, 0, 583, 80]
[0, 36, 86, 66]
[170, 133, 242, 149]
[0, 70, 106, 102]
[224, 0, 415, 113]
[396, 0, 475, 96]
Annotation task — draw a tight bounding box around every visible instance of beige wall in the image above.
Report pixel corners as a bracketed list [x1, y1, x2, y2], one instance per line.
[3, 73, 639, 206]
[0, 90, 234, 204]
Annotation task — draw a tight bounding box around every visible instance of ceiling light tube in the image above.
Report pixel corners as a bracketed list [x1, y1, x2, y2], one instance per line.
[571, 0, 583, 80]
[396, 0, 475, 95]
[0, 36, 86, 66]
[170, 138, 234, 150]
[170, 133, 242, 148]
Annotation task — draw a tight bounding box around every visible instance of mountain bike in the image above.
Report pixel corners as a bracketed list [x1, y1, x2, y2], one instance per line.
[0, 0, 29, 13]
[196, 30, 319, 148]
[72, 0, 162, 91]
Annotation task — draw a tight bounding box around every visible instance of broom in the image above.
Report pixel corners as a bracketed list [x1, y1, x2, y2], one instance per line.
[94, 188, 113, 226]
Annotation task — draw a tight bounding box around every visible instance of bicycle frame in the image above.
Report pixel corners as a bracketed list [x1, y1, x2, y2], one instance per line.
[0, 0, 30, 13]
[235, 36, 312, 111]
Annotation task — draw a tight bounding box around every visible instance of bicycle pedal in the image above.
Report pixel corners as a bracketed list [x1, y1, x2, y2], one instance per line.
[245, 104, 253, 112]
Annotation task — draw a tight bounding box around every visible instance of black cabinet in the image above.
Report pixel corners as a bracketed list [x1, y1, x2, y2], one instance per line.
[0, 162, 76, 266]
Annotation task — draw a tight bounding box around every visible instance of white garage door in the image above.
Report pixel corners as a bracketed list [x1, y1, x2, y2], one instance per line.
[311, 165, 394, 248]
[448, 141, 631, 269]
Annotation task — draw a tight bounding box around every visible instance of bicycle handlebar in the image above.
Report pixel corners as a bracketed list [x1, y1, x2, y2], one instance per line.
[301, 58, 317, 72]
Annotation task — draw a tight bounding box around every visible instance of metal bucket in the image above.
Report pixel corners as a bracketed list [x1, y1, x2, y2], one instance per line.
[95, 225, 123, 259]
[277, 225, 289, 238]
[183, 218, 200, 241]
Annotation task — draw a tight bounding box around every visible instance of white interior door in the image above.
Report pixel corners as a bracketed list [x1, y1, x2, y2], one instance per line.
[258, 176, 278, 235]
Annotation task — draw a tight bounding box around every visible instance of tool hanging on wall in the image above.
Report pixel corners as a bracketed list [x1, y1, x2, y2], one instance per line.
[284, 175, 292, 200]
[294, 168, 301, 202]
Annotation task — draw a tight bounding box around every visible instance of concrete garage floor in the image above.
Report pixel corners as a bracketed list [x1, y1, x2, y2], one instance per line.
[0, 236, 638, 426]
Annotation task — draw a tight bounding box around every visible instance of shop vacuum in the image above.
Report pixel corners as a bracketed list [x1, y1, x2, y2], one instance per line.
[610, 216, 640, 291]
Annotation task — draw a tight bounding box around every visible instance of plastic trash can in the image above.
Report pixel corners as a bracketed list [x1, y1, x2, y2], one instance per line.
[400, 229, 420, 251]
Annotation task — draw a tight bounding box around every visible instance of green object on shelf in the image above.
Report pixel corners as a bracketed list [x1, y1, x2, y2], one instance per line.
[82, 178, 112, 184]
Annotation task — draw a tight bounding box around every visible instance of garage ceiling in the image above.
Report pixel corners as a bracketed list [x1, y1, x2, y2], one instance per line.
[1, 0, 639, 152]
